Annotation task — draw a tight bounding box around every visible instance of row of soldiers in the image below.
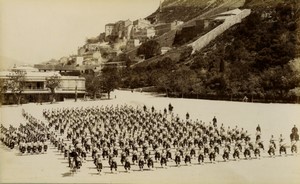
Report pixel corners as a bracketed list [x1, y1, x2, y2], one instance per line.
[0, 110, 49, 154]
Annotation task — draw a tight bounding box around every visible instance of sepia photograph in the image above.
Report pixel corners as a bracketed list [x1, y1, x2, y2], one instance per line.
[0, 0, 300, 183]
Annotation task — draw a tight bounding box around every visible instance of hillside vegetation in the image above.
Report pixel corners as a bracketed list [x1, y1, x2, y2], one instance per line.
[122, 0, 300, 103]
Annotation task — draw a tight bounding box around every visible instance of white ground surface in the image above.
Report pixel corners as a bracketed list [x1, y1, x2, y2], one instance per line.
[1, 90, 300, 183]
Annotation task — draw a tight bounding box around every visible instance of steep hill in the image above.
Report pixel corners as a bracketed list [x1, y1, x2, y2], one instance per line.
[124, 0, 300, 103]
[147, 0, 246, 23]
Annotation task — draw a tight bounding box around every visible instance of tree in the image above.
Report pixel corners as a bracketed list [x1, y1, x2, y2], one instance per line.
[46, 74, 61, 103]
[0, 79, 8, 104]
[101, 66, 120, 99]
[288, 58, 300, 103]
[137, 40, 161, 59]
[154, 71, 171, 96]
[6, 70, 26, 105]
[83, 72, 102, 99]
[157, 57, 176, 70]
[173, 68, 195, 98]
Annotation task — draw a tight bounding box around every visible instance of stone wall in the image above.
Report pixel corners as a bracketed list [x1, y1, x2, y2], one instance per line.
[189, 9, 251, 53]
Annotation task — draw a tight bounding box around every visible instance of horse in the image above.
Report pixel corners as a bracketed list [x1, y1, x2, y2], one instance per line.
[291, 143, 297, 153]
[290, 133, 299, 142]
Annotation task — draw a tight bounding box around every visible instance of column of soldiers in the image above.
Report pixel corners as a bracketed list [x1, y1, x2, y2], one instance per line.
[0, 109, 49, 154]
[42, 104, 299, 174]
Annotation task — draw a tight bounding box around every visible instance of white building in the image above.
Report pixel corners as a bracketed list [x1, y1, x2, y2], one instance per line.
[0, 67, 85, 104]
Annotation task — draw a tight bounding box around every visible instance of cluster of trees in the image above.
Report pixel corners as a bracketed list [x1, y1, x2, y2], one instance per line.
[83, 66, 120, 100]
[137, 40, 161, 59]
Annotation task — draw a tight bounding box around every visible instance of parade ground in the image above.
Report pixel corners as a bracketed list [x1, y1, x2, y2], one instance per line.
[1, 90, 300, 184]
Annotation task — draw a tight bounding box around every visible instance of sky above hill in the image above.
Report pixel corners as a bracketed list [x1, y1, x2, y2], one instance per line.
[0, 0, 160, 68]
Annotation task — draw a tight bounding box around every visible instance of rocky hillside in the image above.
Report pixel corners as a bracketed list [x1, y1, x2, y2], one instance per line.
[124, 0, 300, 103]
[147, 0, 245, 23]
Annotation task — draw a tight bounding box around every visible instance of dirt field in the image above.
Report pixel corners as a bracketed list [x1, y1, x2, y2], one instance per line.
[1, 90, 300, 183]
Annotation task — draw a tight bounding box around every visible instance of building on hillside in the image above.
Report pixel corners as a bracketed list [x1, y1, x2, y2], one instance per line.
[0, 67, 85, 104]
[105, 23, 116, 36]
[34, 63, 99, 76]
[133, 19, 152, 29]
[195, 19, 211, 29]
[131, 27, 156, 42]
[115, 20, 133, 39]
[126, 39, 141, 50]
[124, 24, 134, 39]
[161, 47, 172, 55]
[154, 20, 184, 36]
[105, 20, 133, 39]
[78, 43, 101, 56]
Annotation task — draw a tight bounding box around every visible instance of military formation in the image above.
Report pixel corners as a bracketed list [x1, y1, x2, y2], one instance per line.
[0, 109, 48, 154]
[0, 103, 299, 175]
